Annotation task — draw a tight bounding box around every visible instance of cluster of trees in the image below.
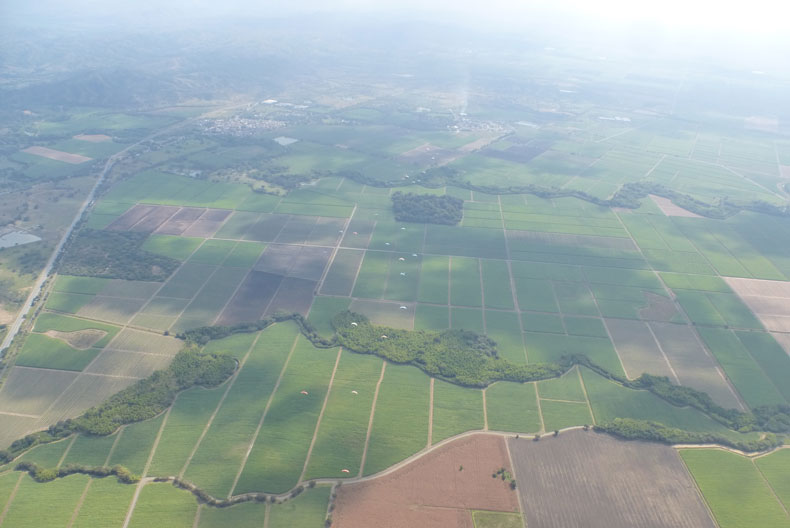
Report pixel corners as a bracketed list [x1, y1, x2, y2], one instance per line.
[72, 347, 236, 435]
[0, 345, 237, 462]
[595, 419, 782, 452]
[15, 461, 138, 484]
[332, 311, 566, 386]
[391, 192, 463, 225]
[753, 404, 790, 433]
[336, 165, 790, 221]
[60, 229, 180, 281]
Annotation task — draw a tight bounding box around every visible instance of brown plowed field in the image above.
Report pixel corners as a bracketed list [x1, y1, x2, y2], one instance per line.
[130, 205, 179, 232]
[507, 430, 716, 528]
[73, 134, 112, 142]
[650, 194, 702, 218]
[333, 434, 518, 528]
[22, 146, 92, 164]
[182, 209, 231, 237]
[107, 204, 157, 230]
[154, 207, 206, 235]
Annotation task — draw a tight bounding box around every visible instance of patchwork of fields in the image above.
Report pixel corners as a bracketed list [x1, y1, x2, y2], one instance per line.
[5, 107, 790, 528]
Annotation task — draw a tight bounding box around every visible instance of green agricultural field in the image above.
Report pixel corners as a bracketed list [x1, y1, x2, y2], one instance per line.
[431, 379, 484, 442]
[108, 413, 166, 474]
[681, 449, 790, 528]
[1, 474, 91, 528]
[16, 333, 100, 371]
[362, 364, 430, 476]
[521, 312, 564, 334]
[539, 400, 592, 432]
[485, 310, 526, 363]
[148, 386, 226, 477]
[537, 368, 586, 401]
[735, 331, 790, 402]
[17, 438, 72, 468]
[185, 325, 296, 497]
[128, 483, 198, 528]
[417, 255, 450, 304]
[697, 327, 786, 408]
[307, 296, 352, 336]
[45, 292, 95, 313]
[33, 312, 120, 347]
[472, 511, 525, 528]
[222, 241, 266, 268]
[188, 239, 237, 265]
[320, 248, 363, 296]
[485, 382, 541, 433]
[450, 256, 483, 307]
[303, 352, 383, 479]
[71, 477, 136, 528]
[755, 449, 790, 510]
[414, 303, 450, 330]
[268, 486, 332, 528]
[63, 433, 118, 467]
[52, 275, 111, 294]
[142, 234, 203, 260]
[481, 259, 515, 310]
[198, 501, 266, 528]
[234, 340, 339, 494]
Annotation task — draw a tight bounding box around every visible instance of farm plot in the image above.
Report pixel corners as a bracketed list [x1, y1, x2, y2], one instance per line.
[303, 352, 383, 479]
[450, 257, 483, 307]
[485, 310, 527, 363]
[649, 322, 743, 409]
[362, 364, 430, 476]
[755, 449, 790, 511]
[233, 337, 338, 494]
[508, 431, 717, 528]
[255, 244, 332, 281]
[154, 207, 207, 235]
[22, 145, 92, 164]
[415, 304, 450, 330]
[182, 209, 232, 238]
[335, 434, 518, 528]
[70, 477, 136, 528]
[481, 259, 515, 310]
[183, 326, 295, 497]
[725, 276, 790, 333]
[15, 333, 100, 371]
[417, 255, 449, 304]
[320, 248, 364, 296]
[215, 271, 282, 325]
[426, 225, 507, 259]
[431, 380, 484, 443]
[382, 253, 421, 303]
[697, 327, 786, 408]
[0, 367, 78, 418]
[76, 295, 147, 325]
[604, 318, 674, 380]
[128, 482, 198, 528]
[0, 474, 91, 528]
[681, 449, 790, 528]
[142, 234, 203, 260]
[485, 382, 541, 433]
[349, 299, 415, 329]
[368, 222, 425, 254]
[263, 276, 317, 317]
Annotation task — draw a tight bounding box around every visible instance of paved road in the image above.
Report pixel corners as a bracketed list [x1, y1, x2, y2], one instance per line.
[0, 102, 251, 359]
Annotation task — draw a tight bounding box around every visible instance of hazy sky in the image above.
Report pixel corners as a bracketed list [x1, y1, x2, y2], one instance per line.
[4, 0, 788, 35]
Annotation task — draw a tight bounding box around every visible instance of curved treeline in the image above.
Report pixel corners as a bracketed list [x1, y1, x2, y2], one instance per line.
[3, 311, 788, 465]
[337, 168, 790, 220]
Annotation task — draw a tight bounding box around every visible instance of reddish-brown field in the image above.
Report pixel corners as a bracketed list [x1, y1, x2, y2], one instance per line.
[507, 430, 716, 528]
[22, 146, 92, 164]
[650, 194, 702, 218]
[73, 134, 112, 142]
[333, 434, 518, 528]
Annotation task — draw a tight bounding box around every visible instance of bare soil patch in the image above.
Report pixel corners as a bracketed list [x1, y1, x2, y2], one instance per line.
[650, 195, 702, 218]
[333, 434, 518, 528]
[107, 204, 157, 231]
[22, 146, 92, 164]
[725, 277, 790, 332]
[44, 329, 107, 350]
[73, 134, 112, 142]
[507, 430, 716, 528]
[130, 205, 180, 233]
[0, 306, 14, 325]
[155, 207, 206, 235]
